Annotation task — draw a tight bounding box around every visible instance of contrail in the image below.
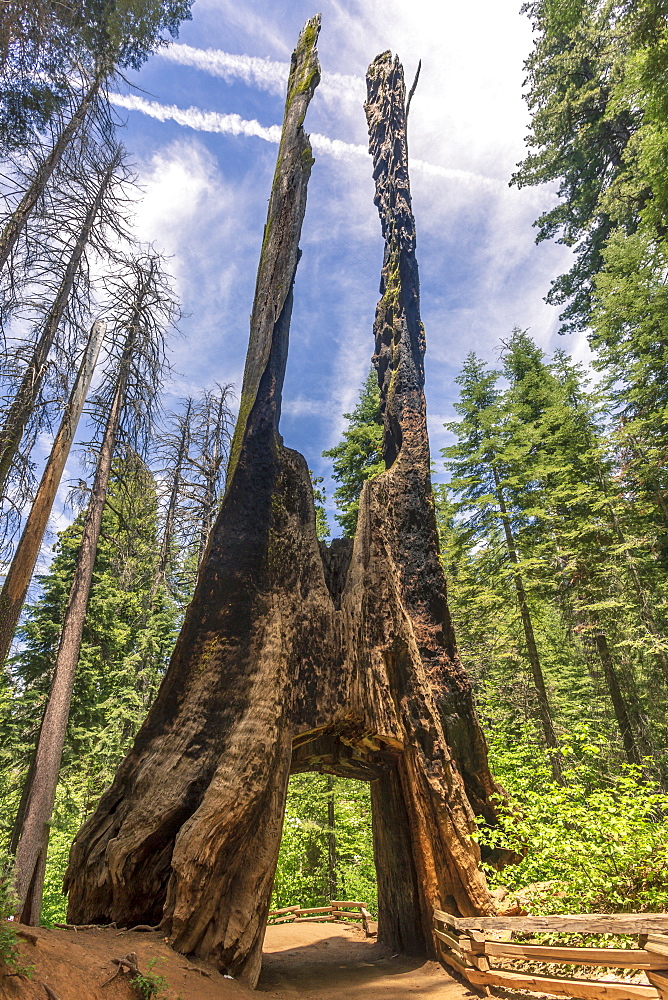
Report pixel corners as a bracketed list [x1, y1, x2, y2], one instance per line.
[109, 92, 503, 188]
[110, 92, 282, 143]
[158, 43, 367, 104]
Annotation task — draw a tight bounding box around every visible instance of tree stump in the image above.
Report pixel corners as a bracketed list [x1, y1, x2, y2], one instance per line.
[65, 23, 503, 987]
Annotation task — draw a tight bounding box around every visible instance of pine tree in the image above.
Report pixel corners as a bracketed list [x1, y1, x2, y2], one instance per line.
[443, 351, 563, 781]
[0, 0, 193, 152]
[10, 252, 178, 922]
[1, 456, 179, 922]
[322, 369, 383, 537]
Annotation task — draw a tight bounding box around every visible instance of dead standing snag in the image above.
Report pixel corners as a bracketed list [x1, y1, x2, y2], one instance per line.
[65, 29, 502, 987]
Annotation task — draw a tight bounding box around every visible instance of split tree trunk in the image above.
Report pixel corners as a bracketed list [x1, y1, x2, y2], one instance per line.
[0, 77, 101, 273]
[65, 31, 503, 986]
[12, 320, 135, 924]
[0, 319, 107, 668]
[0, 158, 115, 499]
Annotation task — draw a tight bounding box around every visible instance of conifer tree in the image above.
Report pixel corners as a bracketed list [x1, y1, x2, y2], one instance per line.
[443, 352, 563, 781]
[498, 332, 652, 766]
[322, 369, 383, 537]
[10, 252, 178, 923]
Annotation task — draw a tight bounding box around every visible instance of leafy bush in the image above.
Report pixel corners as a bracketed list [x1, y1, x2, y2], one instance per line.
[478, 727, 668, 913]
[0, 868, 34, 979]
[132, 958, 168, 1000]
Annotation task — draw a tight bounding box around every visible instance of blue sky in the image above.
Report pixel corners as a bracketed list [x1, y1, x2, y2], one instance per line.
[97, 1, 583, 527]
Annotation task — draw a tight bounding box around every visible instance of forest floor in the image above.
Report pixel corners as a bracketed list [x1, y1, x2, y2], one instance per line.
[0, 920, 479, 1000]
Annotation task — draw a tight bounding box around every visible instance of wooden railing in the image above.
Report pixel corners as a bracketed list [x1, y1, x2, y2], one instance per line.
[268, 900, 372, 935]
[433, 909, 668, 999]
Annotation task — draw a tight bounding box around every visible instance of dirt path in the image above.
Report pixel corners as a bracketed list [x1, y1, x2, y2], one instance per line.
[260, 922, 477, 999]
[0, 920, 477, 1000]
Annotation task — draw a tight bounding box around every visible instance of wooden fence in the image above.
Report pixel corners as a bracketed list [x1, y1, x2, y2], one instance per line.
[268, 900, 372, 935]
[434, 909, 668, 999]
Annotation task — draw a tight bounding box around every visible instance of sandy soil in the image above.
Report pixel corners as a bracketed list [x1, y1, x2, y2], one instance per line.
[0, 920, 477, 1000]
[260, 921, 478, 999]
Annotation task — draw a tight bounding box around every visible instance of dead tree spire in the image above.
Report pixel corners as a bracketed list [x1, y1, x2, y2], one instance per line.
[64, 32, 504, 988]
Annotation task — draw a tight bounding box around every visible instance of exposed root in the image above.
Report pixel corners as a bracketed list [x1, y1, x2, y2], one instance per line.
[101, 952, 139, 987]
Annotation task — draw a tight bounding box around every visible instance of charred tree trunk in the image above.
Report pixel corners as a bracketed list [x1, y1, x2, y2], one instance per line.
[0, 320, 106, 668]
[12, 319, 135, 924]
[65, 30, 502, 986]
[0, 159, 115, 498]
[0, 77, 101, 273]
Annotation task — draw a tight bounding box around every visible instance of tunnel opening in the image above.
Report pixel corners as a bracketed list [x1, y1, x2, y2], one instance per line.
[271, 771, 377, 915]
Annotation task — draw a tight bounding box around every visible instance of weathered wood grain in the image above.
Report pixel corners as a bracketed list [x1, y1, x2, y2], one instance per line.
[482, 940, 668, 969]
[64, 37, 503, 988]
[435, 909, 668, 935]
[467, 967, 661, 999]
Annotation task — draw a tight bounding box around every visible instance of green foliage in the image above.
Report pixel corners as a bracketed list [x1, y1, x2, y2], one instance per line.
[438, 330, 668, 910]
[322, 369, 384, 537]
[132, 958, 169, 1000]
[478, 729, 668, 914]
[0, 0, 193, 149]
[512, 0, 639, 333]
[272, 775, 377, 914]
[0, 871, 33, 978]
[514, 1, 668, 549]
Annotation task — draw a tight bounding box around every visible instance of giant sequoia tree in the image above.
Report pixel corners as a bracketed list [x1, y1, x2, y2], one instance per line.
[65, 21, 501, 986]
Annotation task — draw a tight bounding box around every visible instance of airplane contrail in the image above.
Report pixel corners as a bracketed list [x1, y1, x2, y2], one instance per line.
[157, 44, 367, 104]
[109, 91, 503, 189]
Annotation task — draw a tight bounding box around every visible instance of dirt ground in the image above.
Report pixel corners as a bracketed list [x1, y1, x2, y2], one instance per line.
[0, 919, 478, 1000]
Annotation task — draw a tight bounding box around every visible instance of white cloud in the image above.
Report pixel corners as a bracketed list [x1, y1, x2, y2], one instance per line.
[159, 43, 366, 106]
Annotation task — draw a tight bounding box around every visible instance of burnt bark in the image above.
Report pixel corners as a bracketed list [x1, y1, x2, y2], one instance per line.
[64, 33, 502, 987]
[0, 319, 106, 668]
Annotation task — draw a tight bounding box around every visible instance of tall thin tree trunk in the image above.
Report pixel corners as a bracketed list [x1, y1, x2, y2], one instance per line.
[604, 499, 668, 685]
[154, 399, 192, 593]
[0, 320, 106, 668]
[492, 468, 563, 783]
[0, 77, 101, 273]
[196, 390, 227, 568]
[591, 627, 644, 766]
[0, 161, 115, 499]
[12, 322, 135, 924]
[326, 774, 337, 901]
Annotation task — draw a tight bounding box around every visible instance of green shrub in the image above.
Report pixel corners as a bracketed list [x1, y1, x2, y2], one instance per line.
[0, 869, 34, 979]
[477, 728, 668, 914]
[132, 958, 168, 1000]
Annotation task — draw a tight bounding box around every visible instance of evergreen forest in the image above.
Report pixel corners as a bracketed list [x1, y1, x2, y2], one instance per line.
[1, 0, 668, 943]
